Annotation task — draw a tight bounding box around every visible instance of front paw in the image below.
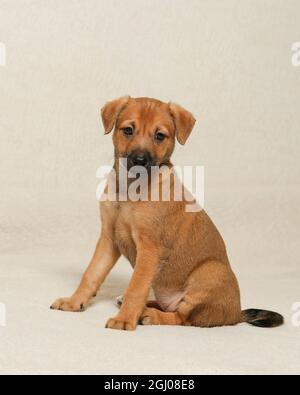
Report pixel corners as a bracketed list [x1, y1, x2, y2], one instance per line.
[50, 297, 85, 312]
[105, 315, 137, 331]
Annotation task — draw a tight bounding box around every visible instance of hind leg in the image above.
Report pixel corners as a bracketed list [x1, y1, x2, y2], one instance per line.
[140, 260, 241, 327]
[177, 260, 242, 327]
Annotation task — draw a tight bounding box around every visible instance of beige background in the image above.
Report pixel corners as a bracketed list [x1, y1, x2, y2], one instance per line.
[0, 0, 300, 374]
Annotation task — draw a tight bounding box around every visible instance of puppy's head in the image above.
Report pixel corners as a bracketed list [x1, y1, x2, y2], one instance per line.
[101, 96, 196, 170]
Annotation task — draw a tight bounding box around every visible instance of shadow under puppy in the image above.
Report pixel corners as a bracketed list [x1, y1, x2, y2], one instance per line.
[51, 96, 283, 330]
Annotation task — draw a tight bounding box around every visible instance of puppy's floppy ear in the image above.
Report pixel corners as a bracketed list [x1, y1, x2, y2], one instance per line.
[101, 96, 130, 134]
[168, 102, 196, 145]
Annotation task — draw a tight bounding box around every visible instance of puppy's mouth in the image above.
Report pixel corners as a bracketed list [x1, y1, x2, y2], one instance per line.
[126, 150, 157, 171]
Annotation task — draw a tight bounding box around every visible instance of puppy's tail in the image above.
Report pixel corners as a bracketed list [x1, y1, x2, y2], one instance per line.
[241, 308, 284, 328]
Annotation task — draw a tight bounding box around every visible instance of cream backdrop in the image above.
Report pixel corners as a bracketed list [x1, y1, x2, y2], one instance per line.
[0, 0, 300, 374]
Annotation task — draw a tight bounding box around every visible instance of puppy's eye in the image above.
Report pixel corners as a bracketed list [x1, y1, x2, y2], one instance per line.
[123, 127, 133, 136]
[154, 131, 166, 142]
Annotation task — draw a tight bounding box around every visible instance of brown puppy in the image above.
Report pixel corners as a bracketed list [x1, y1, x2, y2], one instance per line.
[51, 96, 283, 330]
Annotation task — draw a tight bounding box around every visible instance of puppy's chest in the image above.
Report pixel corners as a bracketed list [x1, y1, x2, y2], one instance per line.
[112, 203, 182, 283]
[114, 204, 137, 265]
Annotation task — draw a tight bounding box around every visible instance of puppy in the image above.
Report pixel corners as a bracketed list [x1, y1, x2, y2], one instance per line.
[51, 96, 283, 330]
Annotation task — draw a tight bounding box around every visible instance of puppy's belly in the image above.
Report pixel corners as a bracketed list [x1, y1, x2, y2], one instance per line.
[154, 290, 186, 312]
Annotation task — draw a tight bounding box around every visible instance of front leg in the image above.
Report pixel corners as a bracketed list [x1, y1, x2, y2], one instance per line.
[106, 240, 159, 330]
[51, 233, 120, 311]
